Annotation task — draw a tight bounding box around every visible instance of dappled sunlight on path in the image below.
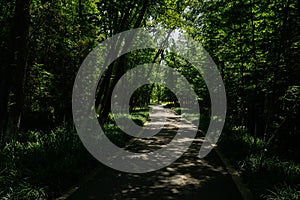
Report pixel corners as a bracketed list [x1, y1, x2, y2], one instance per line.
[67, 105, 242, 199]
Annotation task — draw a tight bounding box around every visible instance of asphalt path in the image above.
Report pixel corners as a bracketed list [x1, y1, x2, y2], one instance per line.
[66, 105, 243, 200]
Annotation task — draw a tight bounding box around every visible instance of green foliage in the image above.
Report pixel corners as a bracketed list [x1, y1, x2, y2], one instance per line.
[0, 168, 47, 199]
[261, 183, 300, 200]
[0, 126, 97, 199]
[130, 107, 150, 126]
[263, 157, 300, 182]
[103, 107, 150, 147]
[221, 130, 300, 182]
[1, 0, 299, 198]
[240, 154, 300, 182]
[170, 106, 182, 115]
[220, 129, 300, 198]
[26, 63, 54, 113]
[220, 129, 265, 160]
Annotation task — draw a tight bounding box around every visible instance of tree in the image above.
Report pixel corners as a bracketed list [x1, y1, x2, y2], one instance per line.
[0, 0, 30, 145]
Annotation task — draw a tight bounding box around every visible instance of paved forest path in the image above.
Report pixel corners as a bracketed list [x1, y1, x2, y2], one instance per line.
[66, 105, 243, 200]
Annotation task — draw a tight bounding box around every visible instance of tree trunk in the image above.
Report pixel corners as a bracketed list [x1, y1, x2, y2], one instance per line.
[0, 54, 10, 145]
[96, 0, 149, 123]
[0, 2, 15, 146]
[5, 0, 30, 142]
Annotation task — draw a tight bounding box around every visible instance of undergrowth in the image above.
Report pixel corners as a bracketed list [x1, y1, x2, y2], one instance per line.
[0, 126, 98, 199]
[104, 106, 150, 146]
[219, 127, 300, 199]
[0, 107, 150, 199]
[261, 183, 300, 200]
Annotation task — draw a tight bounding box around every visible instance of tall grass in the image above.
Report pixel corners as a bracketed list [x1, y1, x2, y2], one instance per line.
[104, 106, 150, 146]
[0, 126, 97, 199]
[219, 128, 300, 199]
[261, 183, 300, 200]
[0, 107, 150, 199]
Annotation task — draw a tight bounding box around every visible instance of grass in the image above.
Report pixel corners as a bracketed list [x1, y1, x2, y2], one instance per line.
[219, 129, 265, 161]
[104, 106, 150, 147]
[261, 183, 300, 200]
[0, 126, 98, 199]
[129, 106, 150, 126]
[0, 107, 150, 199]
[218, 128, 300, 199]
[7, 105, 298, 199]
[163, 103, 300, 199]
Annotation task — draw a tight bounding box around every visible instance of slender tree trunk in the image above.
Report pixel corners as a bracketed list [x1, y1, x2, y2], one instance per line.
[5, 0, 31, 141]
[0, 2, 17, 146]
[264, 0, 290, 143]
[0, 56, 10, 146]
[249, 0, 258, 137]
[96, 0, 149, 123]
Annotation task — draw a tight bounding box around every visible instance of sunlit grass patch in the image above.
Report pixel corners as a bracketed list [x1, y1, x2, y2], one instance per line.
[103, 106, 150, 147]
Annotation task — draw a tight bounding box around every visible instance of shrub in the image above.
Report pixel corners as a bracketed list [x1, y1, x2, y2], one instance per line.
[261, 183, 300, 200]
[0, 125, 97, 199]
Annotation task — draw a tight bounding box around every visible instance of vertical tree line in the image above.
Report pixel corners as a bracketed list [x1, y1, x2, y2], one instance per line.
[184, 0, 300, 158]
[0, 0, 30, 144]
[0, 0, 299, 154]
[0, 0, 188, 145]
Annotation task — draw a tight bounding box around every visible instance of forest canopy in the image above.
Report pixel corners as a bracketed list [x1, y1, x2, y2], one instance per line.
[0, 0, 299, 199]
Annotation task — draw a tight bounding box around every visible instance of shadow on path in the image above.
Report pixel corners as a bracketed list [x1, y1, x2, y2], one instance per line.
[67, 105, 242, 200]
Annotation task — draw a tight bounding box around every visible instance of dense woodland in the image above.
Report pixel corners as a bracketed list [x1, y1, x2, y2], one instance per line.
[0, 0, 299, 199]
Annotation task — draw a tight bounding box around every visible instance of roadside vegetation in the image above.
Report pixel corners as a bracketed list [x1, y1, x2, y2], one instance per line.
[219, 127, 300, 199]
[169, 102, 300, 199]
[0, 108, 149, 199]
[0, 125, 96, 199]
[0, 0, 298, 199]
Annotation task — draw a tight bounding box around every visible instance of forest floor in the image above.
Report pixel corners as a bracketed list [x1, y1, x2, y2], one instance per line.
[63, 105, 244, 200]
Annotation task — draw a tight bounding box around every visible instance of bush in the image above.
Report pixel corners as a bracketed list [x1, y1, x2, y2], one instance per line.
[261, 183, 300, 200]
[262, 157, 300, 183]
[219, 130, 265, 162]
[0, 168, 47, 199]
[0, 107, 151, 198]
[0, 125, 97, 199]
[103, 107, 150, 147]
[240, 155, 300, 183]
[219, 130, 300, 199]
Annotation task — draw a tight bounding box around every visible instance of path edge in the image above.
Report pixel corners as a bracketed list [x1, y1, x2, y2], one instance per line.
[56, 107, 153, 200]
[214, 146, 254, 200]
[55, 166, 104, 200]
